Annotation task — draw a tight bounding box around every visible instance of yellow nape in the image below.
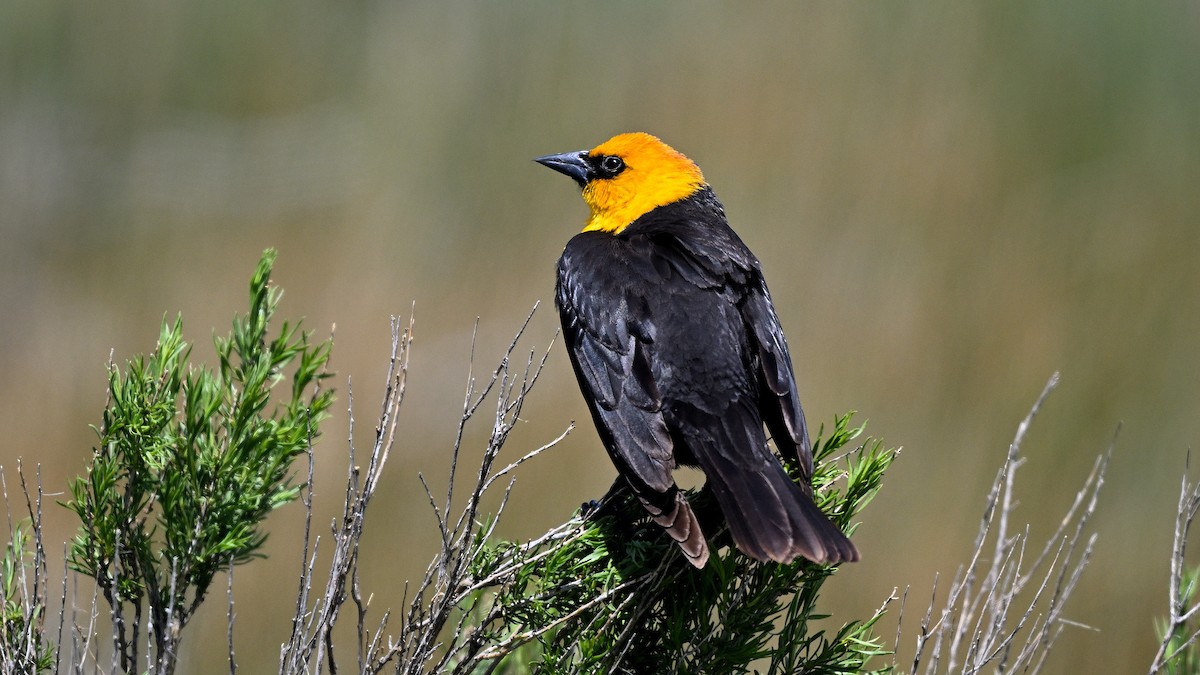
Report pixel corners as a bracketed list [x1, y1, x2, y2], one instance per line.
[582, 132, 706, 234]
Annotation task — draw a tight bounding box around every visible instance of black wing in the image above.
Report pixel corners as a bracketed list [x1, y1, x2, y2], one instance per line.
[639, 203, 855, 564]
[556, 234, 707, 566]
[741, 275, 814, 484]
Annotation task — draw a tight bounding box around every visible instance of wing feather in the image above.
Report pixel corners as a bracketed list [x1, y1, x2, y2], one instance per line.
[741, 276, 813, 482]
[556, 247, 676, 495]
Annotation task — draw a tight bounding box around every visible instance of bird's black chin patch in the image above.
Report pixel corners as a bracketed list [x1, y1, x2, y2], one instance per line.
[535, 150, 592, 188]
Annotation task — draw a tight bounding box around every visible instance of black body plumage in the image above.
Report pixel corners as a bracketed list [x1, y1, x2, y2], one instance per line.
[555, 187, 859, 566]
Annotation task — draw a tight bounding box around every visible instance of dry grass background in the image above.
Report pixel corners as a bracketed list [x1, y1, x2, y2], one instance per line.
[2, 2, 1198, 672]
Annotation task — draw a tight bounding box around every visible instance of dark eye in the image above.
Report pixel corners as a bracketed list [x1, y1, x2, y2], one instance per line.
[600, 155, 625, 175]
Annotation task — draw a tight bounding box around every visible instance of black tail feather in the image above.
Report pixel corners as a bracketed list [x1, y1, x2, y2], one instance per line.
[684, 409, 859, 565]
[708, 458, 857, 563]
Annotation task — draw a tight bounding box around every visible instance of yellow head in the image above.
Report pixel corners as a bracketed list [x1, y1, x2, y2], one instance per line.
[535, 132, 706, 234]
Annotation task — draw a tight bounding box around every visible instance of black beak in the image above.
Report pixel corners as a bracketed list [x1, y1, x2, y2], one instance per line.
[534, 150, 591, 188]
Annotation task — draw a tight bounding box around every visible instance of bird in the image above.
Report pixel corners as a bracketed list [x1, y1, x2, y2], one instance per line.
[536, 132, 859, 569]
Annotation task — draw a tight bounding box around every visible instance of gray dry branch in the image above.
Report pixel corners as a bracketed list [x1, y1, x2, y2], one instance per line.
[277, 312, 418, 674]
[1148, 456, 1200, 674]
[279, 306, 572, 675]
[896, 373, 1110, 675]
[0, 463, 59, 674]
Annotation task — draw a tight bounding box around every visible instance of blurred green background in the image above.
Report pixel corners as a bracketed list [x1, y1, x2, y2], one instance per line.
[3, 1, 1198, 671]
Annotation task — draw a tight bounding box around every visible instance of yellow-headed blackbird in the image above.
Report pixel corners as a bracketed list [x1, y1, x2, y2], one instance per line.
[537, 132, 858, 569]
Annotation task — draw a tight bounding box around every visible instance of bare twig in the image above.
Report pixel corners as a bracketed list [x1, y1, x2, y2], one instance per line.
[280, 313, 414, 673]
[227, 558, 237, 675]
[1149, 452, 1200, 673]
[903, 373, 1108, 675]
[280, 306, 569, 675]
